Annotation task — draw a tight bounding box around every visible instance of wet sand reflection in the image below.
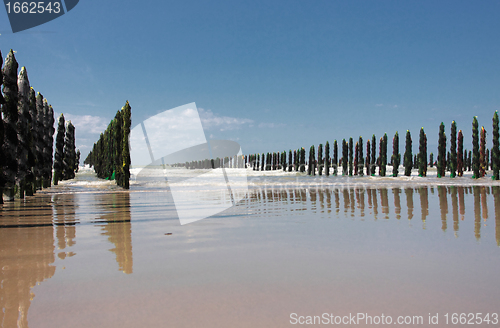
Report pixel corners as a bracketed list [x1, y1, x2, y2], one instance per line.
[0, 197, 56, 328]
[98, 193, 133, 274]
[242, 185, 500, 245]
[1, 184, 500, 327]
[0, 192, 133, 327]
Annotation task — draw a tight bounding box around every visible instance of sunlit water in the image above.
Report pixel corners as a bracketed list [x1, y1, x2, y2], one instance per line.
[1, 168, 500, 327]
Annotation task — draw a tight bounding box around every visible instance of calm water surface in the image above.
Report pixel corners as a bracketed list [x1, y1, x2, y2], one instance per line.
[1, 172, 500, 327]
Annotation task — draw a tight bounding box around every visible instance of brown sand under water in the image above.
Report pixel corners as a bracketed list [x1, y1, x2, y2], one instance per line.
[1, 184, 500, 327]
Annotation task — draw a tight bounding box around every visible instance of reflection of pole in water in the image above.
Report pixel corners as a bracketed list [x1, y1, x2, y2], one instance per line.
[458, 186, 465, 221]
[326, 189, 331, 213]
[350, 189, 355, 217]
[359, 188, 365, 218]
[437, 186, 448, 232]
[0, 222, 56, 327]
[343, 189, 350, 217]
[334, 189, 340, 214]
[367, 188, 373, 210]
[474, 186, 481, 241]
[354, 188, 360, 208]
[355, 188, 360, 210]
[319, 188, 324, 213]
[53, 193, 77, 259]
[310, 188, 317, 213]
[300, 189, 307, 212]
[393, 188, 401, 220]
[481, 187, 488, 222]
[405, 188, 414, 221]
[493, 186, 500, 246]
[451, 186, 459, 235]
[372, 188, 379, 219]
[419, 187, 429, 229]
[99, 193, 133, 274]
[380, 188, 389, 219]
[282, 189, 288, 206]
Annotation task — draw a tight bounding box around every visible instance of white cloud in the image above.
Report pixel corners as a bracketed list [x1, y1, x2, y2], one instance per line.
[375, 104, 383, 107]
[198, 108, 253, 131]
[60, 113, 109, 134]
[258, 122, 286, 128]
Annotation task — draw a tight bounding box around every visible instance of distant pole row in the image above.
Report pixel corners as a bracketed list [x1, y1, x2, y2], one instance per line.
[0, 49, 77, 204]
[243, 112, 500, 180]
[182, 155, 246, 169]
[53, 114, 79, 185]
[83, 101, 131, 189]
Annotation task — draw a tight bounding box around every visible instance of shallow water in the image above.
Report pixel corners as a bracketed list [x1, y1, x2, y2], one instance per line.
[1, 170, 500, 327]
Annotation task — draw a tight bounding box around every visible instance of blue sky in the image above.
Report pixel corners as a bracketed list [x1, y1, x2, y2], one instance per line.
[1, 0, 500, 159]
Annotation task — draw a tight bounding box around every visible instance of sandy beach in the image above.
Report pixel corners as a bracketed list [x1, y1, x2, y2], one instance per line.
[0, 167, 499, 327]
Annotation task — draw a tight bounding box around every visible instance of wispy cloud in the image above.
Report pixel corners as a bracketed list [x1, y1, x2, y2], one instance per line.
[375, 104, 383, 107]
[198, 108, 253, 131]
[258, 122, 286, 128]
[62, 113, 109, 134]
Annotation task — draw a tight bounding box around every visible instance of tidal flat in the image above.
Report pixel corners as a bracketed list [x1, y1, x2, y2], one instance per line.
[1, 170, 500, 327]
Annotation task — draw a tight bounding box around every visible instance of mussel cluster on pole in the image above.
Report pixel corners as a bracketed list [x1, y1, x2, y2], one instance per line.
[0, 49, 74, 202]
[84, 101, 131, 189]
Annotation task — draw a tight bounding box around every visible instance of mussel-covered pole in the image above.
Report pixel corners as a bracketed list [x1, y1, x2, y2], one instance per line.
[300, 148, 306, 172]
[317, 143, 323, 176]
[371, 134, 376, 175]
[333, 140, 338, 176]
[16, 67, 30, 198]
[366, 140, 371, 176]
[308, 145, 315, 175]
[42, 100, 55, 188]
[348, 137, 353, 176]
[437, 122, 446, 178]
[0, 50, 4, 203]
[450, 121, 457, 178]
[122, 101, 131, 188]
[493, 111, 500, 180]
[342, 139, 348, 175]
[25, 87, 36, 195]
[282, 151, 287, 171]
[53, 114, 66, 185]
[472, 117, 479, 178]
[76, 149, 80, 173]
[379, 134, 387, 176]
[325, 142, 330, 176]
[457, 130, 464, 177]
[358, 136, 364, 176]
[418, 128, 427, 177]
[404, 130, 412, 177]
[2, 49, 19, 200]
[34, 92, 45, 189]
[392, 131, 399, 177]
[354, 142, 358, 175]
[62, 121, 76, 180]
[479, 126, 486, 177]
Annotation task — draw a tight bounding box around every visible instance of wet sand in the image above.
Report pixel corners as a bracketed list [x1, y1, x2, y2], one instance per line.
[1, 175, 500, 327]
